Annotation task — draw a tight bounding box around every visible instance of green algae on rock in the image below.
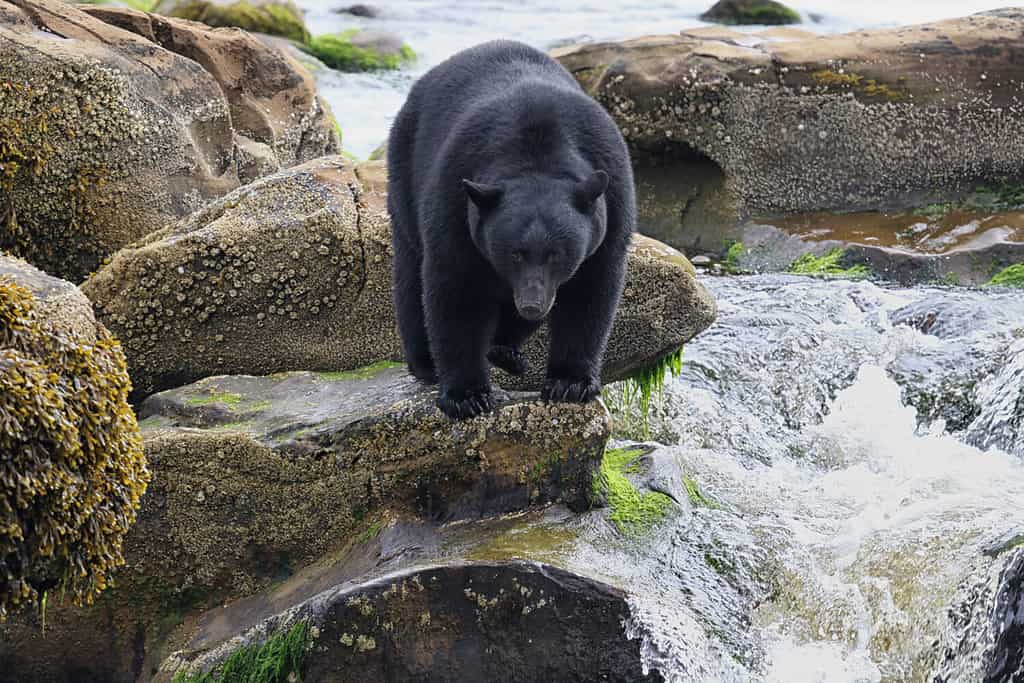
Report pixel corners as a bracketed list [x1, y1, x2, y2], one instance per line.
[593, 447, 675, 535]
[987, 263, 1024, 288]
[171, 621, 309, 683]
[154, 0, 310, 42]
[0, 255, 149, 620]
[788, 248, 871, 278]
[700, 0, 800, 25]
[305, 29, 416, 72]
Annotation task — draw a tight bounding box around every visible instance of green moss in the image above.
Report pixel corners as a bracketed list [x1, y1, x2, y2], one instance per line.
[603, 348, 685, 439]
[172, 621, 309, 683]
[79, 0, 158, 10]
[0, 278, 150, 619]
[168, 0, 310, 42]
[684, 475, 722, 510]
[185, 392, 242, 407]
[592, 447, 674, 535]
[303, 31, 416, 72]
[723, 240, 746, 274]
[316, 360, 402, 381]
[987, 263, 1024, 288]
[811, 70, 903, 101]
[788, 249, 870, 278]
[700, 0, 800, 26]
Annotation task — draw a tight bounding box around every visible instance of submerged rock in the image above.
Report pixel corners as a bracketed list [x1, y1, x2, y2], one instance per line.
[699, 0, 800, 26]
[0, 365, 611, 681]
[555, 10, 1024, 233]
[304, 29, 416, 72]
[0, 0, 337, 282]
[83, 156, 716, 400]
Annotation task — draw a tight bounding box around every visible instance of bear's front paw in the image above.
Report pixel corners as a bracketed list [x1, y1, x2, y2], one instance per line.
[542, 375, 601, 403]
[437, 385, 496, 419]
[487, 345, 529, 376]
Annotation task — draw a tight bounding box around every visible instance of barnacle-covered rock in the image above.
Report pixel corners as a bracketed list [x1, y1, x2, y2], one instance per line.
[0, 0, 337, 282]
[83, 156, 716, 400]
[0, 362, 611, 681]
[554, 10, 1024, 229]
[0, 253, 148, 620]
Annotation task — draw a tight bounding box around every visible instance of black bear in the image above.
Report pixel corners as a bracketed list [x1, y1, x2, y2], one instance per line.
[387, 40, 634, 419]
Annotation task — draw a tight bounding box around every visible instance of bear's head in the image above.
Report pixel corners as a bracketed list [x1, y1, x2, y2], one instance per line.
[463, 170, 608, 321]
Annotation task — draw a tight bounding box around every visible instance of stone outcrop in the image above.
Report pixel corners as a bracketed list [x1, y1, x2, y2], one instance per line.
[83, 156, 717, 401]
[554, 10, 1024, 229]
[0, 0, 338, 282]
[150, 0, 310, 42]
[0, 363, 612, 681]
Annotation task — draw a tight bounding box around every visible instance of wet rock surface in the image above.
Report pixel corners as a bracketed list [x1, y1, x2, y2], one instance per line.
[83, 156, 716, 401]
[0, 0, 337, 282]
[162, 559, 661, 683]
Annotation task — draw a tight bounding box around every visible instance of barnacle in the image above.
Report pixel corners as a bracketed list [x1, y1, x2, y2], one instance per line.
[0, 277, 149, 620]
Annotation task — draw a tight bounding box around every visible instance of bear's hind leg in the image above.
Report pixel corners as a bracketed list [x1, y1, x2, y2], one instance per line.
[392, 233, 436, 384]
[488, 304, 541, 376]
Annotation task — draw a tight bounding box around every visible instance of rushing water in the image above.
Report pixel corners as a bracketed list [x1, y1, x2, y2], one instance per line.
[296, 0, 1017, 157]
[464, 275, 1024, 681]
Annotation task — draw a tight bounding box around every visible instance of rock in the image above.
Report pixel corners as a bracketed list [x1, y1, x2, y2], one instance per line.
[0, 0, 337, 282]
[554, 10, 1024, 229]
[304, 29, 416, 72]
[0, 253, 149, 620]
[83, 156, 717, 401]
[0, 365, 611, 681]
[336, 3, 379, 18]
[151, 0, 309, 42]
[699, 0, 800, 26]
[160, 561, 660, 682]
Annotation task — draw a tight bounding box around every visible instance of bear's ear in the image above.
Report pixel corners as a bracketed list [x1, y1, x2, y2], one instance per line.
[574, 170, 609, 211]
[463, 179, 503, 210]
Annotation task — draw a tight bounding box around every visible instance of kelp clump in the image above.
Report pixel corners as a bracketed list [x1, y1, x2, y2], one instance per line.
[0, 278, 149, 619]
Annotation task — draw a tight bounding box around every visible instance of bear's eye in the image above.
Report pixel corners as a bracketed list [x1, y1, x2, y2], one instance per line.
[546, 250, 561, 263]
[511, 251, 524, 265]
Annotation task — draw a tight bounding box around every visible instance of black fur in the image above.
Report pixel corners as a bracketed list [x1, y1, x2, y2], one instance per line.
[387, 40, 635, 419]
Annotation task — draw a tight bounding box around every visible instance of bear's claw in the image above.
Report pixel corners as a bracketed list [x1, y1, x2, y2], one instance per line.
[488, 345, 529, 376]
[542, 376, 601, 403]
[437, 386, 496, 419]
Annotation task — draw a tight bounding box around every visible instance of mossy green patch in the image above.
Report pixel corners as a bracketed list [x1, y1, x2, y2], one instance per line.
[684, 475, 722, 510]
[167, 0, 310, 42]
[304, 30, 416, 72]
[79, 0, 158, 11]
[315, 360, 402, 381]
[593, 447, 674, 535]
[723, 240, 746, 274]
[788, 249, 870, 278]
[172, 621, 309, 683]
[811, 70, 903, 101]
[185, 392, 242, 407]
[700, 0, 800, 26]
[603, 348, 684, 439]
[987, 263, 1024, 288]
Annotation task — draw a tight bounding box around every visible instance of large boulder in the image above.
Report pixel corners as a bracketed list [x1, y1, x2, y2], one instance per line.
[0, 253, 149, 620]
[0, 363, 612, 681]
[554, 10, 1024, 230]
[83, 156, 717, 401]
[0, 0, 337, 282]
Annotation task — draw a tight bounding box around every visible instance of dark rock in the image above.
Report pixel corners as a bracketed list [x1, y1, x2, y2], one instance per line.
[336, 3, 379, 17]
[700, 0, 801, 26]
